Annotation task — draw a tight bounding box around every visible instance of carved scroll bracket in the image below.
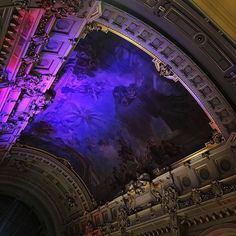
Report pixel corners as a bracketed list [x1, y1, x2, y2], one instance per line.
[153, 57, 179, 82]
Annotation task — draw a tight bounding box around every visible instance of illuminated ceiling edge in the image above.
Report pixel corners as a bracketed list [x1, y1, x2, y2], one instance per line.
[94, 3, 236, 139]
[0, 1, 235, 157]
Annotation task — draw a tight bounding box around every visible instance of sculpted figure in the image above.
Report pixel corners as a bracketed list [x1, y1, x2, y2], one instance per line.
[162, 185, 178, 212]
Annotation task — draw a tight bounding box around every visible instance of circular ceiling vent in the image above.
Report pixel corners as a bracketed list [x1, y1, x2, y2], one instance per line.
[199, 168, 210, 180]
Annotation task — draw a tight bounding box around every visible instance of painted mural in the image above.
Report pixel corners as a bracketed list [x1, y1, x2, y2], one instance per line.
[20, 31, 212, 202]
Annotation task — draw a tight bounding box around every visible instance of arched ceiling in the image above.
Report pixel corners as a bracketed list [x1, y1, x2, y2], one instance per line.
[0, 0, 235, 202]
[103, 0, 236, 110]
[20, 30, 212, 202]
[94, 2, 236, 138]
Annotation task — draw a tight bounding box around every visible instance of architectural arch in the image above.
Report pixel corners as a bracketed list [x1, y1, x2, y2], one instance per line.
[0, 0, 235, 155]
[94, 3, 236, 139]
[0, 145, 95, 235]
[0, 178, 62, 236]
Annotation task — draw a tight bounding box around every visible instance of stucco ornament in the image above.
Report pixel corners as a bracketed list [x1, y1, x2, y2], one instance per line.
[65, 194, 77, 209]
[117, 205, 130, 232]
[10, 159, 28, 172]
[169, 212, 179, 236]
[153, 58, 178, 82]
[162, 185, 178, 212]
[211, 180, 223, 197]
[151, 183, 162, 204]
[153, 0, 171, 17]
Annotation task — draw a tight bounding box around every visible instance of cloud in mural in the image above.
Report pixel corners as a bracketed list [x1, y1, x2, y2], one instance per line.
[20, 31, 212, 202]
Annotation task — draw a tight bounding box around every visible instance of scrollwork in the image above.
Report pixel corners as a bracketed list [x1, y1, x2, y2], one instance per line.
[82, 22, 102, 37]
[191, 188, 202, 204]
[162, 185, 178, 212]
[153, 58, 178, 82]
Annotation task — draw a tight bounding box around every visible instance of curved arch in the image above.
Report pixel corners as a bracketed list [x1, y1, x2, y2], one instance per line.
[94, 3, 236, 138]
[0, 145, 95, 235]
[11, 144, 94, 211]
[199, 223, 236, 236]
[0, 194, 47, 235]
[0, 177, 62, 236]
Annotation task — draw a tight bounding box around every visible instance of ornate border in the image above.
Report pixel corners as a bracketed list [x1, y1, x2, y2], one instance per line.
[95, 3, 236, 138]
[6, 144, 94, 212]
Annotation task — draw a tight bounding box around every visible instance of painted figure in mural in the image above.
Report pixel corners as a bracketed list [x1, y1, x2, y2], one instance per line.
[113, 84, 137, 106]
[65, 43, 98, 78]
[20, 31, 212, 203]
[146, 138, 163, 165]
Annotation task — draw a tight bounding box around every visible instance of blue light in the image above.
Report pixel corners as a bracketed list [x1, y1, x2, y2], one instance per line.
[21, 31, 212, 201]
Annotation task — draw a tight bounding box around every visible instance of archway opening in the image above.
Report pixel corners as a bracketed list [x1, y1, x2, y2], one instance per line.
[0, 195, 46, 236]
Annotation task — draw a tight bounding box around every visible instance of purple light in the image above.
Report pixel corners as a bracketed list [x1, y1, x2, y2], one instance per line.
[21, 31, 212, 201]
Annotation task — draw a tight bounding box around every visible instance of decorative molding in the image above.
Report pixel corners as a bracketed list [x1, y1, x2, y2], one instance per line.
[95, 3, 236, 139]
[79, 134, 236, 235]
[0, 1, 102, 156]
[2, 145, 94, 213]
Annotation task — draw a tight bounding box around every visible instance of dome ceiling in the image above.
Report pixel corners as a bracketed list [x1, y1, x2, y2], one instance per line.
[20, 31, 212, 202]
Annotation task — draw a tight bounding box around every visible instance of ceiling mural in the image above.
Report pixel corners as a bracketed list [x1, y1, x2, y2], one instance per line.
[20, 31, 212, 202]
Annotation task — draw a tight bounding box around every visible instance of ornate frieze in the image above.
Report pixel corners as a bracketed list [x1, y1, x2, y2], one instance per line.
[4, 145, 94, 212]
[79, 135, 236, 235]
[161, 185, 178, 212]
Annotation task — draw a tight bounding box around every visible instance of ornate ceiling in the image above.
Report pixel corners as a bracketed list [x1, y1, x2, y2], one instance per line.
[0, 0, 235, 202]
[20, 31, 212, 201]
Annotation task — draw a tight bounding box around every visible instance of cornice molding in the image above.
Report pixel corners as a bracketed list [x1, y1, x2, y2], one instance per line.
[95, 3, 236, 139]
[78, 134, 236, 235]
